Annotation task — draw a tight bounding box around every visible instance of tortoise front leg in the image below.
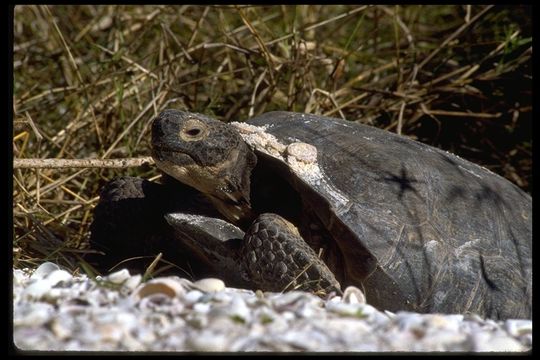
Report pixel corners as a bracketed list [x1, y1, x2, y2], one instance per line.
[89, 176, 171, 273]
[89, 176, 220, 278]
[241, 213, 342, 296]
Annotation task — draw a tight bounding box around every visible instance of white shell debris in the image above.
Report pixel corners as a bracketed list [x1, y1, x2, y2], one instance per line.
[22, 266, 73, 300]
[124, 274, 142, 291]
[13, 267, 532, 352]
[22, 279, 54, 300]
[132, 277, 186, 300]
[30, 262, 60, 280]
[106, 269, 132, 284]
[193, 278, 225, 293]
[342, 286, 366, 304]
[46, 270, 72, 286]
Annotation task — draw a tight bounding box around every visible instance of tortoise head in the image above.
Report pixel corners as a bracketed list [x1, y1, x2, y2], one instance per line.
[151, 109, 257, 224]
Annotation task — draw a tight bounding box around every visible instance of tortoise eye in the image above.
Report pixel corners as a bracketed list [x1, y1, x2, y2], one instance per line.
[180, 119, 208, 141]
[185, 128, 202, 136]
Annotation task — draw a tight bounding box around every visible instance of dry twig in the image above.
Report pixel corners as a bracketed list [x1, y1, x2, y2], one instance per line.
[14, 157, 154, 169]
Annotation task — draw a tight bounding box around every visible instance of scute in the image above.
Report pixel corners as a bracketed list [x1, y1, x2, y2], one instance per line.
[244, 111, 532, 319]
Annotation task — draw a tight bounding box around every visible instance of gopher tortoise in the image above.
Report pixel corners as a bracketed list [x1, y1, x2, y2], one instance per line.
[89, 110, 531, 320]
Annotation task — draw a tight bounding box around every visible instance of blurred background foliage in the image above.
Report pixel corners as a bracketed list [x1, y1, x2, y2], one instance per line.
[13, 5, 531, 270]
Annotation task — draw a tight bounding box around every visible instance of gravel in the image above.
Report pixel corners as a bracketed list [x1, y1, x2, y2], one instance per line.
[13, 262, 532, 352]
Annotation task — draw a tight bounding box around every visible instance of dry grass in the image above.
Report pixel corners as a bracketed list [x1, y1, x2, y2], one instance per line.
[12, 5, 532, 272]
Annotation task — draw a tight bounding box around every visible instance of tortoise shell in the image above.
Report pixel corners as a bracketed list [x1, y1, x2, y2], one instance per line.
[237, 111, 531, 320]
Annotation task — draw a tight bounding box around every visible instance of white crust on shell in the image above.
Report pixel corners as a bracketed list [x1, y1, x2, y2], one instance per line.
[231, 122, 350, 209]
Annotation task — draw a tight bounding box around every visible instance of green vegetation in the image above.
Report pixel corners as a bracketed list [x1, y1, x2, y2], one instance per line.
[13, 5, 532, 272]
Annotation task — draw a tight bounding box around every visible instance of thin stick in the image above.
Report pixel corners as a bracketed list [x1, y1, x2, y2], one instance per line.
[397, 101, 406, 135]
[236, 6, 276, 84]
[44, 6, 85, 86]
[419, 109, 501, 119]
[13, 157, 154, 169]
[249, 68, 268, 118]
